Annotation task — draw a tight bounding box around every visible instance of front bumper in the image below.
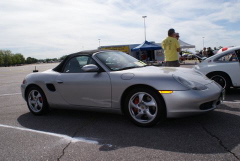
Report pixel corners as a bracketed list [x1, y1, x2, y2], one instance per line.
[21, 84, 27, 101]
[161, 81, 223, 118]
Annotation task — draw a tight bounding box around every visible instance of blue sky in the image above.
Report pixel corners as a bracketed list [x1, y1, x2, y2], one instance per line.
[0, 0, 239, 59]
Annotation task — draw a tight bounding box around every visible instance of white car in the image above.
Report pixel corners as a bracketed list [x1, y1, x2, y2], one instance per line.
[216, 46, 234, 54]
[195, 46, 240, 91]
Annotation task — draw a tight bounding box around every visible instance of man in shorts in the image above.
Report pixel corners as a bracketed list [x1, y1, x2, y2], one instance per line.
[161, 28, 180, 67]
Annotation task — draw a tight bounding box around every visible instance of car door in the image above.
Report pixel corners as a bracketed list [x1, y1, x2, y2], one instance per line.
[215, 50, 240, 87]
[233, 49, 240, 86]
[55, 55, 112, 108]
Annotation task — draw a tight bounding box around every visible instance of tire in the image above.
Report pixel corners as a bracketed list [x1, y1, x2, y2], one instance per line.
[207, 73, 231, 91]
[124, 88, 166, 127]
[26, 86, 49, 115]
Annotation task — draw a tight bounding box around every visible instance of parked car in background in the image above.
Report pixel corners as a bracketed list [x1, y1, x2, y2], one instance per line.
[181, 51, 196, 60]
[194, 53, 207, 62]
[21, 50, 224, 127]
[195, 46, 240, 91]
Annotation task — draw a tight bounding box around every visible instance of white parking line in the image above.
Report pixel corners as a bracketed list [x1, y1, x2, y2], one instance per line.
[0, 124, 99, 144]
[0, 93, 21, 97]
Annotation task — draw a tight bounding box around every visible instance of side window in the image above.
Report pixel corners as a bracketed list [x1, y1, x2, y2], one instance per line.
[63, 56, 97, 73]
[235, 49, 240, 62]
[216, 52, 238, 62]
[76, 56, 88, 66]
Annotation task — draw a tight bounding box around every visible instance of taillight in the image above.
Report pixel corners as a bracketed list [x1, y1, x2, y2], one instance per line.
[222, 47, 228, 52]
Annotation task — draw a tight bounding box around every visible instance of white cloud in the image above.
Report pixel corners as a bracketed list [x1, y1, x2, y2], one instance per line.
[0, 0, 240, 58]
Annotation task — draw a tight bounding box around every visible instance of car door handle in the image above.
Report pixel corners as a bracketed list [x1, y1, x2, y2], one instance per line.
[57, 80, 63, 84]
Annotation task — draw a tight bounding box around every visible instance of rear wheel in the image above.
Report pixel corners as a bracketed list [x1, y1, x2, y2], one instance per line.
[207, 73, 231, 91]
[124, 88, 166, 127]
[26, 86, 49, 115]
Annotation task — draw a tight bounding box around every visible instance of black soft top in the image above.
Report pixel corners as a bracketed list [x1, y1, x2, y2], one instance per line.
[53, 49, 120, 72]
[53, 49, 101, 72]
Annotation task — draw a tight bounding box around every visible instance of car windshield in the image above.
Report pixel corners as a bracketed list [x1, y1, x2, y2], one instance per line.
[96, 51, 147, 71]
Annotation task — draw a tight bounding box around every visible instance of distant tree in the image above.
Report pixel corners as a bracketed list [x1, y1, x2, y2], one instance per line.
[0, 49, 50, 66]
[59, 55, 67, 61]
[0, 50, 27, 66]
[45, 58, 51, 63]
[14, 53, 25, 64]
[3, 50, 13, 66]
[38, 59, 45, 63]
[11, 53, 17, 65]
[0, 51, 4, 66]
[26, 57, 37, 64]
[52, 58, 58, 62]
[26, 57, 31, 64]
[19, 54, 25, 64]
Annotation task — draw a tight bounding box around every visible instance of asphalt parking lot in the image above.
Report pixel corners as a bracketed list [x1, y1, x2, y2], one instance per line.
[0, 63, 239, 161]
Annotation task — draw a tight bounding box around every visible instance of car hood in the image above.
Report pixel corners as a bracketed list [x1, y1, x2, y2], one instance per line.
[119, 66, 212, 85]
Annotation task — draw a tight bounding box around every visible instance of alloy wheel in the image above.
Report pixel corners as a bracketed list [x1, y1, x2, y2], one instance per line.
[128, 92, 158, 124]
[28, 90, 43, 113]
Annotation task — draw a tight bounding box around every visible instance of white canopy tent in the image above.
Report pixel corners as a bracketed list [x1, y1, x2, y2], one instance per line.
[179, 39, 195, 48]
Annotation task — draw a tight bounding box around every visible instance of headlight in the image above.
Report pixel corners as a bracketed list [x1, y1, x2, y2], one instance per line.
[173, 75, 208, 90]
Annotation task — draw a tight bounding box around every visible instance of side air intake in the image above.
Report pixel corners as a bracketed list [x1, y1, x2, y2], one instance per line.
[46, 84, 56, 92]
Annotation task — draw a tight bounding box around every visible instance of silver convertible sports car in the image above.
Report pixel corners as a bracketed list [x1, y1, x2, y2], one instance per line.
[21, 50, 224, 127]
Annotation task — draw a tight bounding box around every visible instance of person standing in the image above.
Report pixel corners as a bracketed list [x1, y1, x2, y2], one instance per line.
[202, 47, 207, 57]
[175, 32, 182, 61]
[175, 32, 180, 40]
[207, 47, 214, 57]
[161, 28, 180, 67]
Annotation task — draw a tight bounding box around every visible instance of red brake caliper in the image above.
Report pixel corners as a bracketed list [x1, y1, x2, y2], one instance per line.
[39, 97, 43, 103]
[132, 96, 139, 114]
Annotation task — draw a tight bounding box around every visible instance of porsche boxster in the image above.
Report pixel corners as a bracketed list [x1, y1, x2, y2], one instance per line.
[21, 50, 224, 127]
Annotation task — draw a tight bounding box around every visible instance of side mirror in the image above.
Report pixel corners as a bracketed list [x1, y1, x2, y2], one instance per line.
[81, 64, 99, 72]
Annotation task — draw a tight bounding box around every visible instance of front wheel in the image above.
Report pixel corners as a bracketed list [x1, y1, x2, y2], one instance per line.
[124, 88, 166, 127]
[26, 86, 49, 115]
[207, 73, 231, 91]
